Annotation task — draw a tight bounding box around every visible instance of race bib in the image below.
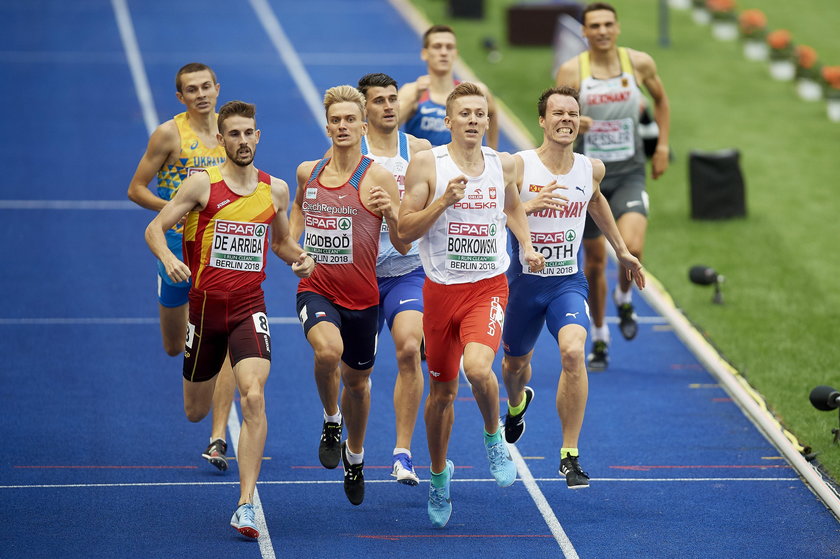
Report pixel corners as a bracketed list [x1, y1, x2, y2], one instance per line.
[527, 230, 578, 276]
[445, 221, 500, 272]
[583, 118, 635, 162]
[210, 220, 267, 272]
[303, 214, 353, 264]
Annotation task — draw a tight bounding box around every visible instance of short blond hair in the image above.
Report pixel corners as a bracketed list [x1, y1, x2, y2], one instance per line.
[445, 82, 485, 116]
[323, 85, 366, 119]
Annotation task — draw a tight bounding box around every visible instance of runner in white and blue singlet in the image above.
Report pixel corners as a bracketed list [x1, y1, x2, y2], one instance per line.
[500, 86, 645, 490]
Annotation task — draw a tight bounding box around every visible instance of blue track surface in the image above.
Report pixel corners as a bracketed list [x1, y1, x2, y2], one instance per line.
[1, 1, 838, 557]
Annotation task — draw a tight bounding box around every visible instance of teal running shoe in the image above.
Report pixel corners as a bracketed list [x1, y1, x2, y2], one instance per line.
[485, 435, 516, 487]
[230, 503, 259, 539]
[428, 459, 454, 528]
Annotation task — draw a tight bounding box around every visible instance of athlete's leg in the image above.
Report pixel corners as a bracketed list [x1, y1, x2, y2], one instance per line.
[340, 363, 373, 455]
[210, 356, 235, 440]
[306, 321, 344, 416]
[615, 212, 647, 294]
[556, 324, 588, 448]
[583, 237, 607, 330]
[183, 375, 219, 423]
[390, 310, 424, 450]
[159, 303, 188, 356]
[232, 357, 270, 506]
[425, 377, 458, 475]
[501, 351, 534, 408]
[462, 342, 502, 434]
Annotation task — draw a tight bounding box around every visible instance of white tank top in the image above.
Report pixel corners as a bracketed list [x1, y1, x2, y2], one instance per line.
[419, 145, 509, 285]
[361, 133, 421, 277]
[516, 150, 591, 276]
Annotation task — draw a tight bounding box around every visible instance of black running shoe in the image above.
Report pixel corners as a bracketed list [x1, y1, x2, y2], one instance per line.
[202, 438, 228, 472]
[559, 453, 590, 489]
[587, 340, 609, 371]
[341, 441, 365, 505]
[617, 302, 638, 340]
[319, 419, 343, 469]
[503, 386, 535, 444]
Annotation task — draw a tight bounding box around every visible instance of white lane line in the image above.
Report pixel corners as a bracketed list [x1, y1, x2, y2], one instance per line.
[227, 405, 276, 558]
[0, 317, 300, 325]
[0, 200, 140, 210]
[110, 0, 158, 135]
[248, 0, 328, 141]
[508, 444, 580, 558]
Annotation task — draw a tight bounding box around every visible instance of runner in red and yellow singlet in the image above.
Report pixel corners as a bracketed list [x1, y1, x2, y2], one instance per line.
[146, 101, 314, 540]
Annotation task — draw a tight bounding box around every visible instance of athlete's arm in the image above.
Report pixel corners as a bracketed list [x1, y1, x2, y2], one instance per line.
[501, 153, 544, 272]
[290, 161, 316, 242]
[127, 120, 179, 211]
[516, 154, 569, 215]
[586, 158, 645, 289]
[633, 49, 671, 179]
[399, 149, 456, 243]
[555, 58, 592, 133]
[397, 79, 423, 126]
[479, 82, 499, 150]
[269, 176, 315, 278]
[364, 165, 412, 255]
[144, 172, 211, 283]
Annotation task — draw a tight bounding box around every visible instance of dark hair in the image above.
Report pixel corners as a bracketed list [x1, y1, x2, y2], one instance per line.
[175, 62, 216, 93]
[423, 24, 455, 48]
[445, 82, 485, 115]
[357, 73, 398, 99]
[583, 2, 617, 24]
[537, 86, 580, 117]
[217, 101, 256, 132]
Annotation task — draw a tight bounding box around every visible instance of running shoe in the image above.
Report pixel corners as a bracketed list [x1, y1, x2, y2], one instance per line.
[391, 453, 420, 486]
[559, 452, 590, 489]
[341, 441, 365, 505]
[485, 435, 516, 487]
[230, 503, 259, 539]
[587, 340, 609, 371]
[503, 386, 535, 444]
[202, 438, 228, 472]
[318, 419, 342, 469]
[616, 302, 639, 340]
[428, 459, 454, 528]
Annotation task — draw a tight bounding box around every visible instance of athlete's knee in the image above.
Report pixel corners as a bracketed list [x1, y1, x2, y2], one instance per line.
[462, 362, 493, 387]
[184, 402, 210, 423]
[313, 345, 342, 369]
[395, 338, 422, 370]
[428, 384, 457, 409]
[502, 355, 529, 378]
[560, 343, 586, 372]
[239, 389, 266, 419]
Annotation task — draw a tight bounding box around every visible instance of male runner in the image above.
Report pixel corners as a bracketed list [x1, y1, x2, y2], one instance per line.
[358, 73, 431, 486]
[127, 62, 235, 469]
[145, 100, 314, 538]
[398, 25, 499, 149]
[291, 85, 408, 506]
[556, 2, 670, 369]
[399, 82, 544, 528]
[500, 86, 644, 490]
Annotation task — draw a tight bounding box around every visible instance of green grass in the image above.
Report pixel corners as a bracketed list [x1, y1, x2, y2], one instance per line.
[409, 0, 840, 480]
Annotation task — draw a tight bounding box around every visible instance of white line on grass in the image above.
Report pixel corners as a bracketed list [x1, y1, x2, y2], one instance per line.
[110, 0, 158, 135]
[508, 444, 580, 559]
[248, 0, 327, 140]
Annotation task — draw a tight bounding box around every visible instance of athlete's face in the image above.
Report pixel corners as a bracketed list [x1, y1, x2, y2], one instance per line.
[218, 115, 260, 167]
[176, 70, 220, 114]
[540, 94, 579, 146]
[364, 85, 399, 133]
[326, 102, 366, 148]
[422, 32, 457, 73]
[582, 10, 620, 51]
[445, 95, 488, 145]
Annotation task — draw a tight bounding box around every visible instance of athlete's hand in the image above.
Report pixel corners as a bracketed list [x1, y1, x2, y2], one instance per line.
[524, 249, 546, 273]
[525, 180, 568, 214]
[442, 175, 467, 207]
[416, 75, 431, 100]
[651, 145, 669, 180]
[291, 251, 315, 279]
[617, 250, 645, 290]
[579, 116, 593, 134]
[163, 256, 191, 284]
[368, 185, 396, 219]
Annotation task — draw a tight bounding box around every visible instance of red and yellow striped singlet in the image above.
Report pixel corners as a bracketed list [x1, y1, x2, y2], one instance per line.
[183, 166, 276, 292]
